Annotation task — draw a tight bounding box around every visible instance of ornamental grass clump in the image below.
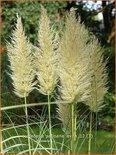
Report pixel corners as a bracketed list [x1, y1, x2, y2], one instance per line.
[57, 12, 91, 154]
[4, 7, 109, 155]
[35, 7, 59, 154]
[7, 15, 35, 154]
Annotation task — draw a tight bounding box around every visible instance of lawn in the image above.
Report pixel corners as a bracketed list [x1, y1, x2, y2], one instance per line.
[2, 126, 115, 154]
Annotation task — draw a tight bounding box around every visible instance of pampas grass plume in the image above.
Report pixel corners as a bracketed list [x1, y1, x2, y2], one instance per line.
[86, 38, 108, 112]
[58, 12, 90, 103]
[35, 7, 58, 95]
[7, 15, 35, 98]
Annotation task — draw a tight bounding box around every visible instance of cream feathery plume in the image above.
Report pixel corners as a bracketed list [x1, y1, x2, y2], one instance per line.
[7, 14, 35, 98]
[35, 7, 58, 95]
[58, 12, 91, 103]
[86, 38, 108, 112]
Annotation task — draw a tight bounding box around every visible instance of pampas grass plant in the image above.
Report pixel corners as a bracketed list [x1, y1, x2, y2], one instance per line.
[85, 38, 108, 155]
[7, 15, 35, 154]
[3, 7, 110, 155]
[57, 12, 91, 154]
[35, 7, 58, 154]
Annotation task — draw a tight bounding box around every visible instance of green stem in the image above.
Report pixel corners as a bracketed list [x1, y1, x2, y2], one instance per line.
[24, 95, 31, 154]
[71, 103, 76, 154]
[94, 112, 97, 153]
[88, 111, 93, 155]
[47, 94, 53, 154]
[0, 132, 3, 153]
[74, 109, 77, 141]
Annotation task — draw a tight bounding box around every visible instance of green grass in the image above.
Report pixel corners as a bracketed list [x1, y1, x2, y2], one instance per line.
[2, 126, 115, 154]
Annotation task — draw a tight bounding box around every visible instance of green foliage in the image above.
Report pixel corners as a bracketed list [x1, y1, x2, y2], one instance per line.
[2, 126, 115, 154]
[2, 1, 67, 45]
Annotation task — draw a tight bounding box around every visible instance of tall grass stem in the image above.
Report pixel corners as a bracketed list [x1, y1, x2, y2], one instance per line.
[0, 132, 3, 153]
[24, 95, 31, 154]
[71, 103, 76, 154]
[94, 112, 98, 153]
[48, 94, 53, 154]
[88, 111, 93, 155]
